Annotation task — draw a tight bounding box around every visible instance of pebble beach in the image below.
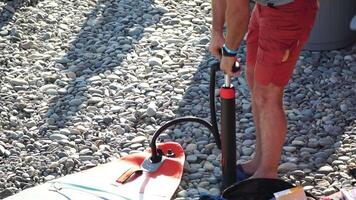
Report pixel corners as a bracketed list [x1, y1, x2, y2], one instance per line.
[0, 0, 355, 199]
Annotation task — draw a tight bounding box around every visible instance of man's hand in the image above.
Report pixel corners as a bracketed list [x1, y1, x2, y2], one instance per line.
[210, 0, 247, 76]
[220, 55, 239, 77]
[209, 31, 225, 59]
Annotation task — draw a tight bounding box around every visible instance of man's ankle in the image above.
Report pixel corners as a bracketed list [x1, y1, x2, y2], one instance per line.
[251, 169, 278, 179]
[240, 160, 259, 174]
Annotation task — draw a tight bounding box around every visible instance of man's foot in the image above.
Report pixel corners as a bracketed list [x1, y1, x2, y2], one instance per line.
[236, 157, 260, 181]
[250, 170, 278, 179]
[236, 164, 253, 182]
[238, 161, 257, 175]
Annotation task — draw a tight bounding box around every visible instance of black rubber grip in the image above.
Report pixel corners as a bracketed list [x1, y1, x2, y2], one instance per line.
[232, 63, 241, 73]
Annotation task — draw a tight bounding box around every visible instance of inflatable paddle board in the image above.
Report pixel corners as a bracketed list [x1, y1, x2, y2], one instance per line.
[5, 142, 185, 200]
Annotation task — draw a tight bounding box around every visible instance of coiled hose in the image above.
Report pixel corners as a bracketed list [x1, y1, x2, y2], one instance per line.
[149, 63, 221, 163]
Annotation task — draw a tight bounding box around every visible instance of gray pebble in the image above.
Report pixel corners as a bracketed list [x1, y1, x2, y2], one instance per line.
[278, 162, 298, 172]
[10, 78, 28, 86]
[203, 161, 215, 171]
[207, 188, 220, 196]
[0, 145, 6, 156]
[49, 134, 69, 141]
[187, 188, 199, 196]
[283, 146, 297, 152]
[318, 137, 334, 147]
[88, 97, 103, 104]
[318, 165, 334, 174]
[130, 136, 146, 143]
[244, 127, 255, 135]
[177, 190, 188, 197]
[186, 155, 198, 163]
[148, 57, 162, 67]
[146, 102, 157, 117]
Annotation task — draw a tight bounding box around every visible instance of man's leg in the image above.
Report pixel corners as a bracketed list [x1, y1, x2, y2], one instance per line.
[250, 82, 286, 178]
[241, 67, 262, 175]
[240, 4, 261, 175]
[243, 0, 318, 178]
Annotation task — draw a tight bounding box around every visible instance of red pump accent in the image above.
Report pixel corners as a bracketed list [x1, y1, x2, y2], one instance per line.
[220, 87, 235, 99]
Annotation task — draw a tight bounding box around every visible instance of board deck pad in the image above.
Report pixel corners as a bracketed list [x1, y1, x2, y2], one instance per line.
[5, 142, 185, 200]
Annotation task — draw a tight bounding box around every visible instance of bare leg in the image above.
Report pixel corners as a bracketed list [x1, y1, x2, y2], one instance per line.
[240, 66, 261, 175]
[242, 3, 261, 175]
[250, 82, 286, 178]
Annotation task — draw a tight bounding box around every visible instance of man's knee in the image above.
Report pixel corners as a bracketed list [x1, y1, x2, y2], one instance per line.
[252, 83, 284, 108]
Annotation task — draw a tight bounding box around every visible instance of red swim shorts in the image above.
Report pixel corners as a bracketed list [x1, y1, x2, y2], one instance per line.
[246, 0, 319, 87]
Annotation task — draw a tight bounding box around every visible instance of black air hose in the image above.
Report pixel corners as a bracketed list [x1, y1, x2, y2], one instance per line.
[149, 63, 221, 163]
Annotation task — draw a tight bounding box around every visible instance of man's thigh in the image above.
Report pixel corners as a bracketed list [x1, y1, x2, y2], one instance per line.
[246, 5, 259, 88]
[247, 0, 318, 87]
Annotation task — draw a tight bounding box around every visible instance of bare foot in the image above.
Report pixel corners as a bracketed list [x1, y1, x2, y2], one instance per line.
[239, 160, 258, 175]
[250, 170, 278, 179]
